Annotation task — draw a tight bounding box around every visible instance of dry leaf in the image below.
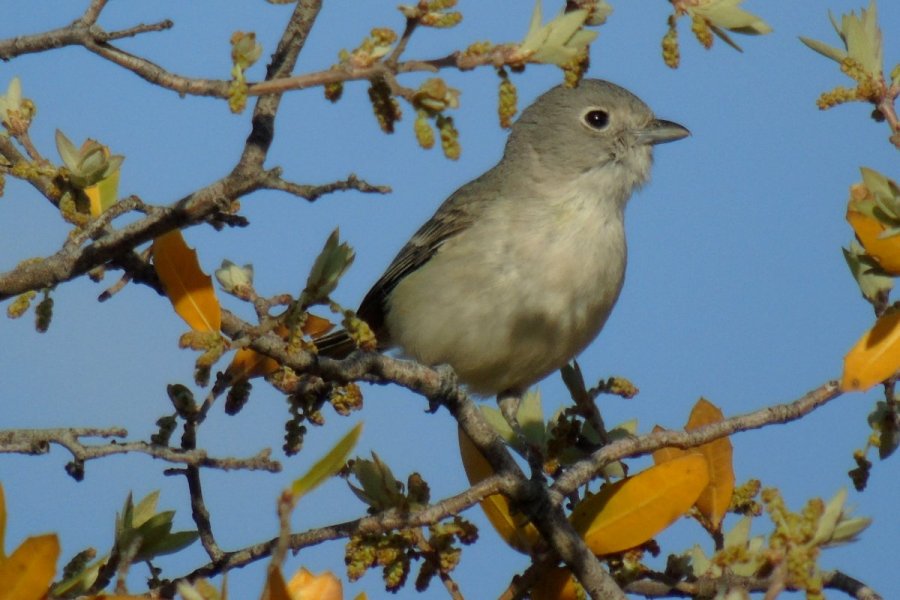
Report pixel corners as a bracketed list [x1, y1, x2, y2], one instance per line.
[152, 230, 222, 332]
[0, 534, 60, 600]
[457, 428, 540, 553]
[685, 399, 734, 530]
[570, 454, 709, 555]
[842, 307, 900, 391]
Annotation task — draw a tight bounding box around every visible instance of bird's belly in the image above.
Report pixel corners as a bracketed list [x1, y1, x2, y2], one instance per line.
[385, 207, 626, 396]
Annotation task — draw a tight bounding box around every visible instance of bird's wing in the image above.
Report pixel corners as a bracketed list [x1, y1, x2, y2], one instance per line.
[356, 170, 499, 338]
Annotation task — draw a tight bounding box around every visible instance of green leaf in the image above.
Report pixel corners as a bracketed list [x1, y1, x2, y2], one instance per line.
[812, 488, 846, 545]
[519, 1, 597, 66]
[723, 515, 751, 548]
[799, 36, 846, 63]
[868, 401, 899, 459]
[50, 556, 106, 597]
[291, 422, 362, 500]
[839, 0, 882, 77]
[804, 1, 883, 78]
[831, 515, 872, 544]
[842, 241, 893, 304]
[517, 390, 546, 451]
[691, 0, 772, 35]
[303, 229, 355, 305]
[55, 130, 80, 171]
[131, 490, 160, 526]
[350, 452, 404, 511]
[861, 167, 900, 221]
[479, 405, 516, 446]
[147, 530, 200, 557]
[689, 544, 714, 577]
[0, 77, 23, 121]
[113, 490, 198, 562]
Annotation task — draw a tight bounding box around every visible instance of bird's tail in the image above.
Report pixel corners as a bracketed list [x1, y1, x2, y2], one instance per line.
[314, 329, 358, 359]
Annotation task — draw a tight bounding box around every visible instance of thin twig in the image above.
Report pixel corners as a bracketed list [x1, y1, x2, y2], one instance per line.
[102, 21, 175, 42]
[260, 171, 391, 202]
[551, 380, 843, 498]
[0, 428, 281, 475]
[182, 466, 225, 562]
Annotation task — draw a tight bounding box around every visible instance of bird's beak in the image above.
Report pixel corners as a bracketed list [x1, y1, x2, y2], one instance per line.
[634, 119, 690, 146]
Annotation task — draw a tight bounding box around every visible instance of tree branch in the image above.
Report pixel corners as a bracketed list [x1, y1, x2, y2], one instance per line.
[551, 381, 842, 498]
[0, 428, 281, 479]
[0, 18, 174, 62]
[259, 171, 391, 202]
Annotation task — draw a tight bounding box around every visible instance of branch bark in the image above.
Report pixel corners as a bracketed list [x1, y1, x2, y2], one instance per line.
[0, 428, 280, 477]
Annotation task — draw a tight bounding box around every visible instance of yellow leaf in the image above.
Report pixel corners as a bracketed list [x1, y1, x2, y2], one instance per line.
[152, 230, 222, 332]
[847, 209, 900, 274]
[260, 566, 291, 600]
[842, 307, 900, 391]
[0, 534, 60, 600]
[84, 169, 120, 217]
[570, 454, 709, 555]
[530, 565, 579, 600]
[650, 425, 687, 465]
[285, 567, 343, 600]
[457, 428, 540, 554]
[685, 399, 734, 530]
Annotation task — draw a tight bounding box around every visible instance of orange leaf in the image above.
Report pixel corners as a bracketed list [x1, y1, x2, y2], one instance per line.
[457, 428, 540, 554]
[0, 534, 60, 600]
[224, 318, 332, 383]
[304, 314, 335, 338]
[226, 348, 281, 381]
[650, 425, 687, 465]
[285, 567, 343, 600]
[260, 566, 291, 600]
[847, 207, 900, 274]
[685, 399, 734, 530]
[570, 454, 709, 555]
[530, 565, 579, 600]
[842, 308, 900, 391]
[152, 230, 221, 332]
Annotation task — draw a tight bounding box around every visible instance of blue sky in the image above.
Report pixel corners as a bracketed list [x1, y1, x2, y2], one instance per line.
[1, 1, 898, 598]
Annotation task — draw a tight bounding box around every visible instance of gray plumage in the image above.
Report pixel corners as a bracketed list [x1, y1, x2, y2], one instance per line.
[319, 79, 688, 396]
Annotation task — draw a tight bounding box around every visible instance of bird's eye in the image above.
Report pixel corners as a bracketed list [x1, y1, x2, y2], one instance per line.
[583, 109, 609, 130]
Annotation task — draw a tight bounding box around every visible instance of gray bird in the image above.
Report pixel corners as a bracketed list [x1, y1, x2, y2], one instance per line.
[320, 79, 688, 398]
